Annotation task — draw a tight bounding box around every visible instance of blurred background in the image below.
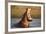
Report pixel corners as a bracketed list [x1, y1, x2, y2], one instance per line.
[11, 5, 41, 28]
[11, 5, 41, 19]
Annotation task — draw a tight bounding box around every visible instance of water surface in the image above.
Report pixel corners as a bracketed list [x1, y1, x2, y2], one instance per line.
[11, 18, 41, 28]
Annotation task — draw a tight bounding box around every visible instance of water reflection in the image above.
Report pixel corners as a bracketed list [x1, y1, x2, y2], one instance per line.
[11, 18, 41, 28]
